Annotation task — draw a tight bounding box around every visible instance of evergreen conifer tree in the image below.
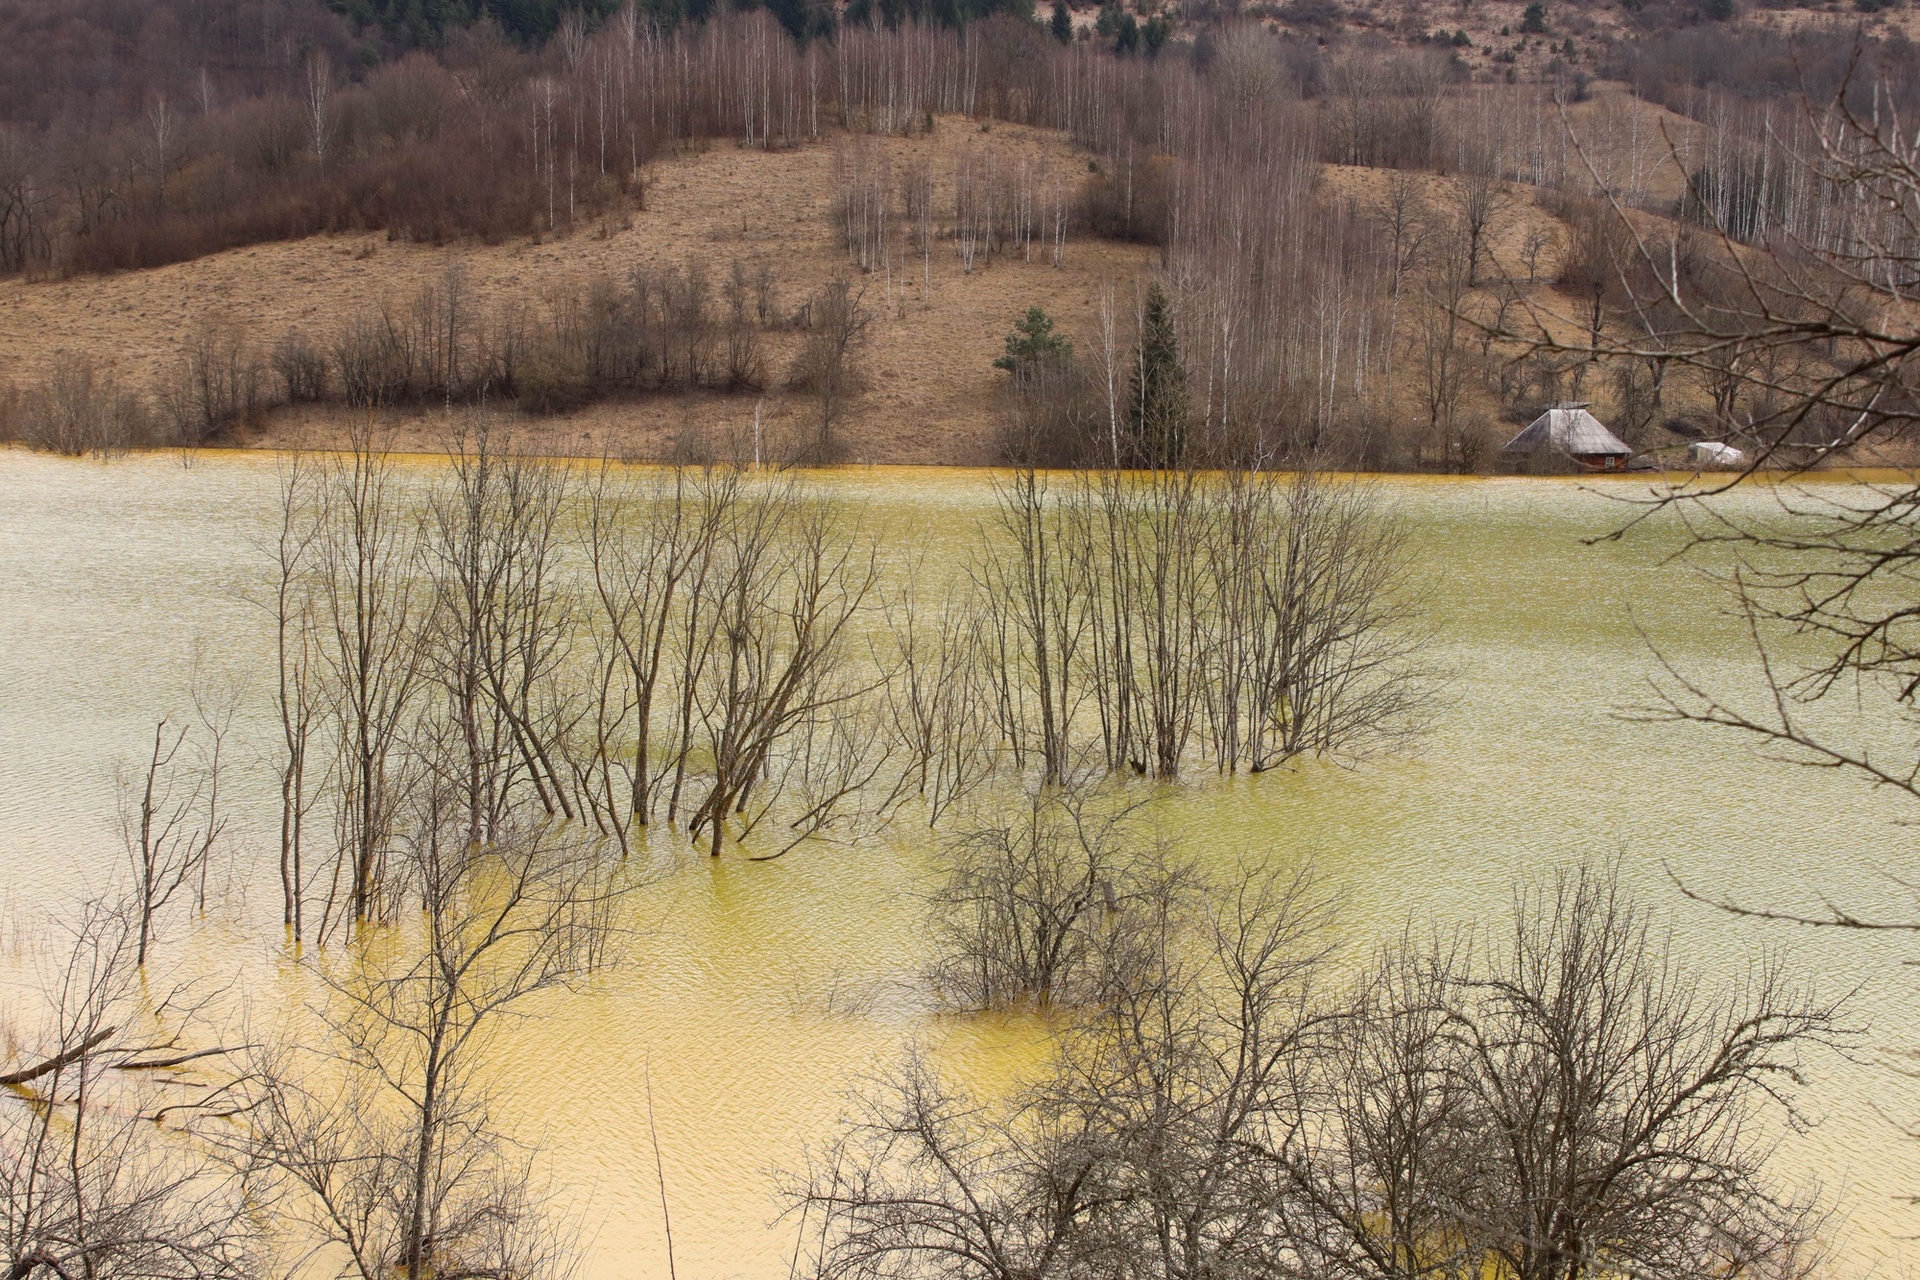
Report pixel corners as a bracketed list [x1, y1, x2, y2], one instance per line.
[1143, 13, 1171, 54]
[995, 307, 1073, 385]
[1051, 0, 1074, 42]
[1127, 284, 1187, 467]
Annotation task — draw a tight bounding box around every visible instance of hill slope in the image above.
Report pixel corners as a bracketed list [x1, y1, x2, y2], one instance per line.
[1, 120, 1159, 464]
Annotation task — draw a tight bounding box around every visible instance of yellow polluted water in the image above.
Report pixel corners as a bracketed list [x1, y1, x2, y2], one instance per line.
[1, 449, 1916, 1278]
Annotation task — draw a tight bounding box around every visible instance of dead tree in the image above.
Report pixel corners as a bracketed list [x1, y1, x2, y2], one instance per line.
[245, 814, 624, 1280]
[803, 859, 1833, 1280]
[799, 863, 1330, 1280]
[974, 468, 1431, 783]
[0, 901, 253, 1280]
[268, 453, 323, 941]
[977, 467, 1088, 786]
[687, 482, 887, 857]
[313, 425, 425, 939]
[422, 425, 583, 835]
[926, 782, 1150, 1010]
[579, 463, 727, 854]
[119, 714, 226, 968]
[881, 573, 1000, 826]
[1286, 934, 1483, 1280]
[1450, 863, 1838, 1280]
[1249, 474, 1433, 766]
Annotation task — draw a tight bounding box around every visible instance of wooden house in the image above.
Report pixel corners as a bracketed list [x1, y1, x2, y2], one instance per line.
[1502, 404, 1633, 472]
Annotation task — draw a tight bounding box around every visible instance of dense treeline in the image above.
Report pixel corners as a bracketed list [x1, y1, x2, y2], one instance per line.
[4, 0, 1913, 279]
[335, 0, 623, 43]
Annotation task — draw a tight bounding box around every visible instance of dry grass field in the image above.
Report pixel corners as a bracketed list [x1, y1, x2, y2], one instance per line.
[0, 91, 1750, 466]
[0, 119, 1166, 464]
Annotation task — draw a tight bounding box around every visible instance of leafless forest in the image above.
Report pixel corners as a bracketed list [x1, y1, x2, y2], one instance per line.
[0, 425, 1866, 1280]
[1, 0, 1914, 467]
[5, 0, 1920, 1275]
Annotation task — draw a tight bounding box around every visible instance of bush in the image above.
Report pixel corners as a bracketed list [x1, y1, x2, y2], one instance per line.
[0, 380, 18, 444]
[809, 862, 1838, 1280]
[515, 343, 594, 416]
[1074, 155, 1172, 245]
[927, 786, 1189, 1009]
[158, 326, 267, 444]
[332, 311, 416, 408]
[272, 330, 330, 403]
[997, 363, 1104, 466]
[19, 359, 151, 455]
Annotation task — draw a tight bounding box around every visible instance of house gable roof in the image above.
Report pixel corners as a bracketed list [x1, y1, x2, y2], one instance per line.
[1503, 404, 1632, 457]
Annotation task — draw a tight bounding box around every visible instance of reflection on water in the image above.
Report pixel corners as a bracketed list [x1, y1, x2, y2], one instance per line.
[0, 451, 1914, 1278]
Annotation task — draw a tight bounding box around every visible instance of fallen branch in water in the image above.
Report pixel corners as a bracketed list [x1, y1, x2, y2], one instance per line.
[0, 1026, 117, 1086]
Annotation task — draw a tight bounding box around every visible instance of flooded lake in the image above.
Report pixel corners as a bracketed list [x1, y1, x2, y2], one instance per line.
[1, 450, 1915, 1278]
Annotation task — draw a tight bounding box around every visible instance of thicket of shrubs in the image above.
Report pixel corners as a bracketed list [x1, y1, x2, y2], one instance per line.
[809, 823, 1842, 1280]
[0, 256, 810, 453]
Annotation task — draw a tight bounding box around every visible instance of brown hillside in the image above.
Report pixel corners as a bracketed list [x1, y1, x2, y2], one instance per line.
[0, 120, 1159, 465]
[1, 98, 1753, 469]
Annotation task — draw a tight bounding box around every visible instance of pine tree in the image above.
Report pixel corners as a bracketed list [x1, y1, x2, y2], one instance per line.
[1143, 13, 1171, 54]
[1051, 0, 1073, 43]
[1127, 284, 1187, 468]
[995, 307, 1073, 385]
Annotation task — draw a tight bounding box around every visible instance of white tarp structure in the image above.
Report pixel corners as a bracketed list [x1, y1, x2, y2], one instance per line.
[1503, 404, 1633, 467]
[1688, 440, 1747, 468]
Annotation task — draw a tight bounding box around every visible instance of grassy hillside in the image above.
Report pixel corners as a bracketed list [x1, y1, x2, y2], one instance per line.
[3, 0, 1910, 471]
[0, 120, 1158, 464]
[0, 92, 1804, 467]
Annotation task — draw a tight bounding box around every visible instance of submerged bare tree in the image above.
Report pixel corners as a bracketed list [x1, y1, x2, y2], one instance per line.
[120, 701, 232, 968]
[799, 860, 1837, 1280]
[977, 467, 1434, 784]
[311, 425, 427, 938]
[1450, 864, 1836, 1280]
[799, 861, 1332, 1280]
[1287, 932, 1482, 1280]
[0, 901, 255, 1280]
[688, 483, 892, 858]
[927, 782, 1160, 1010]
[977, 467, 1088, 787]
[881, 573, 1001, 827]
[421, 424, 584, 839]
[245, 813, 624, 1280]
[579, 462, 727, 855]
[268, 453, 324, 942]
[14, 358, 148, 456]
[578, 465, 895, 859]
